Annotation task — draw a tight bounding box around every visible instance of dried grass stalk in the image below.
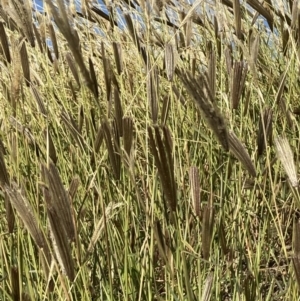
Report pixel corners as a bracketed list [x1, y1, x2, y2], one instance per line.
[10, 39, 22, 114]
[250, 33, 260, 69]
[257, 107, 272, 158]
[89, 57, 99, 99]
[94, 123, 104, 154]
[161, 95, 170, 125]
[233, 0, 242, 39]
[102, 120, 121, 180]
[114, 87, 123, 137]
[0, 142, 14, 232]
[231, 61, 248, 109]
[11, 266, 20, 301]
[276, 71, 287, 99]
[0, 22, 11, 64]
[207, 41, 216, 99]
[102, 56, 112, 102]
[274, 136, 298, 187]
[123, 117, 134, 157]
[228, 131, 256, 177]
[112, 42, 123, 75]
[202, 204, 214, 260]
[165, 43, 175, 81]
[5, 191, 15, 233]
[48, 22, 59, 60]
[147, 65, 159, 124]
[185, 16, 192, 47]
[225, 45, 233, 78]
[189, 166, 201, 217]
[44, 128, 57, 164]
[214, 17, 221, 57]
[0, 140, 9, 187]
[32, 22, 43, 53]
[112, 118, 121, 175]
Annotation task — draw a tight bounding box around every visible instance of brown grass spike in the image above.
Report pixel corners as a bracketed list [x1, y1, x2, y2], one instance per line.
[177, 69, 229, 151]
[42, 161, 76, 242]
[202, 203, 214, 260]
[147, 64, 159, 124]
[189, 166, 201, 217]
[231, 61, 248, 110]
[257, 107, 272, 158]
[113, 42, 123, 75]
[0, 22, 11, 64]
[47, 205, 75, 281]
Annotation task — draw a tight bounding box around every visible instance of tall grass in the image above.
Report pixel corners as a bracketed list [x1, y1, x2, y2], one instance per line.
[0, 0, 300, 300]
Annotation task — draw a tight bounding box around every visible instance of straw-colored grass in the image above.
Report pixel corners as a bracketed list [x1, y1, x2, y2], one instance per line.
[1, 0, 300, 300]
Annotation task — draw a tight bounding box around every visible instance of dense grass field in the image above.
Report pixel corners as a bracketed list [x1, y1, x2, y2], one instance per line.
[1, 0, 300, 300]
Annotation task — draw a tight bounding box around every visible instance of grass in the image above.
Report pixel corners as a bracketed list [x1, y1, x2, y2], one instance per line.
[0, 0, 300, 300]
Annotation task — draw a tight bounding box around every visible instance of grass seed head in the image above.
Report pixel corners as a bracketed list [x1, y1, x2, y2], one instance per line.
[275, 136, 298, 187]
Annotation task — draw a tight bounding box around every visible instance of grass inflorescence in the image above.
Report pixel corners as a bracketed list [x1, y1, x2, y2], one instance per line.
[0, 0, 300, 300]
